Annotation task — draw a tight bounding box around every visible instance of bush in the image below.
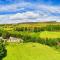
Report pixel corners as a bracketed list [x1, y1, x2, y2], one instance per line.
[37, 38, 60, 46]
[2, 31, 10, 39]
[37, 38, 46, 44]
[0, 40, 7, 60]
[0, 29, 4, 37]
[45, 38, 57, 46]
[23, 35, 31, 42]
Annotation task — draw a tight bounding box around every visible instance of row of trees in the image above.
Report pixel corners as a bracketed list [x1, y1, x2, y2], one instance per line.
[14, 27, 45, 32]
[46, 25, 60, 31]
[14, 25, 60, 32]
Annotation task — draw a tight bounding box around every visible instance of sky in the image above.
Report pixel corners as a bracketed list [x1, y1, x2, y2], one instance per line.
[0, 0, 60, 24]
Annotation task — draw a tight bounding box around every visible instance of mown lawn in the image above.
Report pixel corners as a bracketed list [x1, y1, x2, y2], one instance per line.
[40, 31, 60, 38]
[3, 43, 60, 60]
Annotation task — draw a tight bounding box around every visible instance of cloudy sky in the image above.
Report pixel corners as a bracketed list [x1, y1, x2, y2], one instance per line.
[0, 0, 60, 24]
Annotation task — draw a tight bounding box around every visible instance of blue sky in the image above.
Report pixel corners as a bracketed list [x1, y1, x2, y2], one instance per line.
[0, 0, 60, 24]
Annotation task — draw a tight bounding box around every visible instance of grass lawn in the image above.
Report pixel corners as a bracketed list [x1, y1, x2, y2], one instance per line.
[40, 31, 60, 38]
[3, 43, 60, 60]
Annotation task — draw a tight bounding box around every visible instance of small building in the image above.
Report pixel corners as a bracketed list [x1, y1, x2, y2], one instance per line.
[0, 37, 3, 40]
[8, 37, 23, 43]
[0, 36, 23, 43]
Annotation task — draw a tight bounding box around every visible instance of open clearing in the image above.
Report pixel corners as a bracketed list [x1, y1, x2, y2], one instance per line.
[3, 43, 60, 60]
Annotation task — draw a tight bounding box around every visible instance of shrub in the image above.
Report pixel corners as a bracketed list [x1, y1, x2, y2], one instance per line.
[22, 34, 31, 42]
[2, 31, 10, 39]
[37, 38, 60, 46]
[45, 38, 57, 46]
[0, 29, 4, 37]
[0, 40, 7, 60]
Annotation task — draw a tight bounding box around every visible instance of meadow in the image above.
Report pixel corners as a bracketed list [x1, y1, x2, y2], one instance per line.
[3, 43, 60, 60]
[40, 31, 60, 38]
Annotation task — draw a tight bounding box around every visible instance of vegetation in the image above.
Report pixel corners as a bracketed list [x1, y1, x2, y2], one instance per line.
[0, 40, 7, 60]
[0, 22, 60, 60]
[2, 31, 10, 39]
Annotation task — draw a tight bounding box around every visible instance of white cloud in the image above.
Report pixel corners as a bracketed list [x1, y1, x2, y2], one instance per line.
[0, 11, 60, 24]
[36, 4, 60, 13]
[0, 2, 60, 14]
[0, 2, 60, 23]
[0, 11, 40, 24]
[0, 2, 31, 12]
[10, 12, 40, 19]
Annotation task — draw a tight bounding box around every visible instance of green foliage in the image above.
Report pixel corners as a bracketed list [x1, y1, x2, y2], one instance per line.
[8, 31, 60, 46]
[0, 30, 3, 37]
[9, 31, 22, 38]
[46, 25, 60, 31]
[0, 40, 7, 60]
[14, 25, 60, 32]
[45, 38, 57, 46]
[37, 38, 60, 46]
[2, 31, 10, 39]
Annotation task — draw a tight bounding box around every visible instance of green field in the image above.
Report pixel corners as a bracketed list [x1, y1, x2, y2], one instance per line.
[3, 43, 60, 60]
[40, 31, 60, 38]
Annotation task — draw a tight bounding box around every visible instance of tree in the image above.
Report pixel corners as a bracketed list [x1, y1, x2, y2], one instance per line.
[2, 31, 10, 39]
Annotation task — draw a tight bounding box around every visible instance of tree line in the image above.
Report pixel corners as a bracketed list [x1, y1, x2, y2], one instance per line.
[14, 25, 60, 32]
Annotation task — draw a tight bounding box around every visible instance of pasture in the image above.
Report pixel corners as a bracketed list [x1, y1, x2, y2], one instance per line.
[40, 31, 60, 38]
[3, 43, 60, 60]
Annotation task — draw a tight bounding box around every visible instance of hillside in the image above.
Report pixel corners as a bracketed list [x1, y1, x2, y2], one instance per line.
[3, 43, 60, 60]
